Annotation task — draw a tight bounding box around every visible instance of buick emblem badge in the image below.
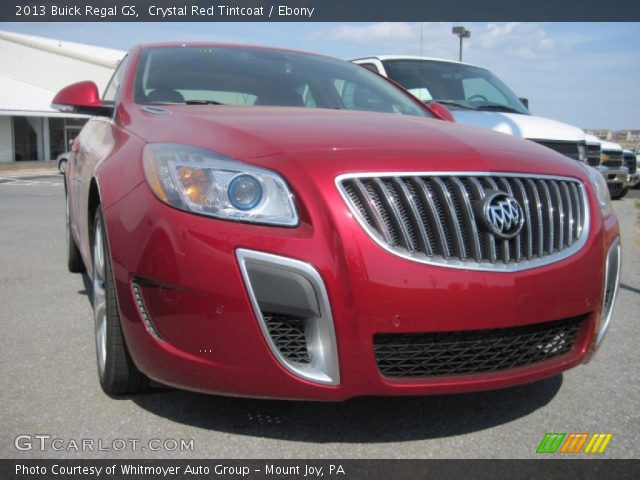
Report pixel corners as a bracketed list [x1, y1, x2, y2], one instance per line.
[482, 191, 525, 239]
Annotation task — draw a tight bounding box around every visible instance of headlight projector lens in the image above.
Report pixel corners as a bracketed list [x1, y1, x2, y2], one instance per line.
[228, 174, 262, 210]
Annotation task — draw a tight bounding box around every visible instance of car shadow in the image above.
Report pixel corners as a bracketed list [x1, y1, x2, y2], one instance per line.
[130, 375, 562, 443]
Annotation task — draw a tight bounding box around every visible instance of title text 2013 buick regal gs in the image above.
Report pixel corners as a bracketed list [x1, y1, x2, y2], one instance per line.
[54, 43, 620, 399]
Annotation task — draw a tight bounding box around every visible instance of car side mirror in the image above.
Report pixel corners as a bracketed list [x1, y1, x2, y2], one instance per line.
[51, 81, 113, 116]
[425, 101, 455, 122]
[519, 97, 529, 110]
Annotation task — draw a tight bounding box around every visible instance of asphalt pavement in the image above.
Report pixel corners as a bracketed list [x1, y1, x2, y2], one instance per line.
[1, 173, 638, 459]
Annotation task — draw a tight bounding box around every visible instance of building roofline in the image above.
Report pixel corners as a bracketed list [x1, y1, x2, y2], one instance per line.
[0, 30, 125, 69]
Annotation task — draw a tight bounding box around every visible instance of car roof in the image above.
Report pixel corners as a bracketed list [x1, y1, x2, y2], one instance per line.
[351, 55, 485, 70]
[132, 42, 330, 60]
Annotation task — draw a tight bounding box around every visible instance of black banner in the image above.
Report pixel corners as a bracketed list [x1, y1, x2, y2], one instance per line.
[2, 459, 640, 480]
[3, 0, 640, 22]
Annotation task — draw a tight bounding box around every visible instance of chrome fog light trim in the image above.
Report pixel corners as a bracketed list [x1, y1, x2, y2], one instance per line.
[236, 249, 340, 386]
[594, 238, 621, 349]
[131, 280, 165, 342]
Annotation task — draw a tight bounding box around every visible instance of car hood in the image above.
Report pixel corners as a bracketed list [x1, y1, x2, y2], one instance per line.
[451, 111, 586, 142]
[600, 140, 623, 152]
[125, 105, 585, 177]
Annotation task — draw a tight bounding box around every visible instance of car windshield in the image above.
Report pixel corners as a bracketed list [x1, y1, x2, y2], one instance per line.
[381, 59, 529, 115]
[133, 46, 429, 118]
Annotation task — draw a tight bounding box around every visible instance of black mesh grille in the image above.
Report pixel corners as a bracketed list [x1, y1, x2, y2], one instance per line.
[264, 313, 310, 364]
[340, 174, 587, 266]
[373, 315, 585, 378]
[533, 141, 580, 160]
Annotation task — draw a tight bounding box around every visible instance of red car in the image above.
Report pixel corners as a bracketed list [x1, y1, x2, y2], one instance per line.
[54, 43, 620, 399]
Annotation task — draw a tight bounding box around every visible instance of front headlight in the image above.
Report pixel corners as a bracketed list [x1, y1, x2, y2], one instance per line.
[577, 143, 587, 162]
[143, 143, 298, 226]
[581, 163, 612, 218]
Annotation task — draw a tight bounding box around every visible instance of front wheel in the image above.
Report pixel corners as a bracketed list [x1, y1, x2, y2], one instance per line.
[611, 187, 628, 200]
[93, 208, 148, 395]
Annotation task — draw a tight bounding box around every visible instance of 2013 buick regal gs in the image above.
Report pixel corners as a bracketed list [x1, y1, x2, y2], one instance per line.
[54, 43, 621, 399]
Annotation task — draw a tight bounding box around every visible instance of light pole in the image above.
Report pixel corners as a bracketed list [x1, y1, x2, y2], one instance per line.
[452, 26, 470, 62]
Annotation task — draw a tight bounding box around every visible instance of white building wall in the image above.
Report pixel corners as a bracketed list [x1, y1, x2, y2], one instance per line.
[0, 31, 125, 164]
[0, 38, 119, 94]
[0, 117, 13, 164]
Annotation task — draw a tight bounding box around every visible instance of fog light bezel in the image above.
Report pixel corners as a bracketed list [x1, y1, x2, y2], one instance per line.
[592, 237, 621, 351]
[236, 249, 340, 386]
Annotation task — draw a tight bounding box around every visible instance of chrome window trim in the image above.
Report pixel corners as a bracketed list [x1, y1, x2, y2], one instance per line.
[335, 171, 591, 272]
[236, 249, 340, 386]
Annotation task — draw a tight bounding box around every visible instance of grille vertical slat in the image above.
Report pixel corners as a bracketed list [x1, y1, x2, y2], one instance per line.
[431, 177, 467, 259]
[393, 178, 434, 256]
[412, 177, 451, 258]
[348, 179, 396, 245]
[449, 177, 482, 261]
[374, 178, 415, 251]
[485, 177, 511, 263]
[537, 180, 555, 254]
[339, 173, 588, 269]
[468, 177, 497, 262]
[560, 182, 574, 245]
[512, 178, 533, 260]
[525, 179, 544, 258]
[570, 183, 582, 239]
[549, 181, 565, 250]
[498, 178, 522, 261]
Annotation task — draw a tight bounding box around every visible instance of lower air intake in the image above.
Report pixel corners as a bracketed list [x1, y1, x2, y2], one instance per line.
[263, 313, 311, 364]
[374, 315, 585, 378]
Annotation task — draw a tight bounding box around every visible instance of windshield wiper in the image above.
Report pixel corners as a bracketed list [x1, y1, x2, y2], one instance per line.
[184, 100, 226, 105]
[474, 103, 522, 114]
[427, 100, 477, 111]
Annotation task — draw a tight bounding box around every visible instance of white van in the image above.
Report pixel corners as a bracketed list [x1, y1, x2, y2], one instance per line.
[352, 56, 589, 163]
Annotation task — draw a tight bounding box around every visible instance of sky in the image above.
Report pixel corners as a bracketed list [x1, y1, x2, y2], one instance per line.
[1, 22, 638, 130]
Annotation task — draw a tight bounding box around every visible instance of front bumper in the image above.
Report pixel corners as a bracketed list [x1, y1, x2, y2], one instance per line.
[104, 181, 620, 400]
[597, 165, 629, 191]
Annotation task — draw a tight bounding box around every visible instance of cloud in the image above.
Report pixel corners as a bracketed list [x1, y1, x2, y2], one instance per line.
[328, 22, 417, 43]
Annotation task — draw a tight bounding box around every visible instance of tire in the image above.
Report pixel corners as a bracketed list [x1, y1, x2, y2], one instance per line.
[611, 187, 628, 200]
[92, 207, 148, 395]
[58, 158, 68, 174]
[66, 196, 85, 273]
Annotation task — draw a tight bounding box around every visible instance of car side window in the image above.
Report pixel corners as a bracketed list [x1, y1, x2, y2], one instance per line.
[102, 55, 129, 103]
[359, 63, 380, 74]
[296, 85, 317, 107]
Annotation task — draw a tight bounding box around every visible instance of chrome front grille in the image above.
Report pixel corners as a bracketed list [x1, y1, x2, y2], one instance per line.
[338, 173, 589, 271]
[587, 144, 601, 167]
[623, 152, 636, 174]
[602, 151, 623, 168]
